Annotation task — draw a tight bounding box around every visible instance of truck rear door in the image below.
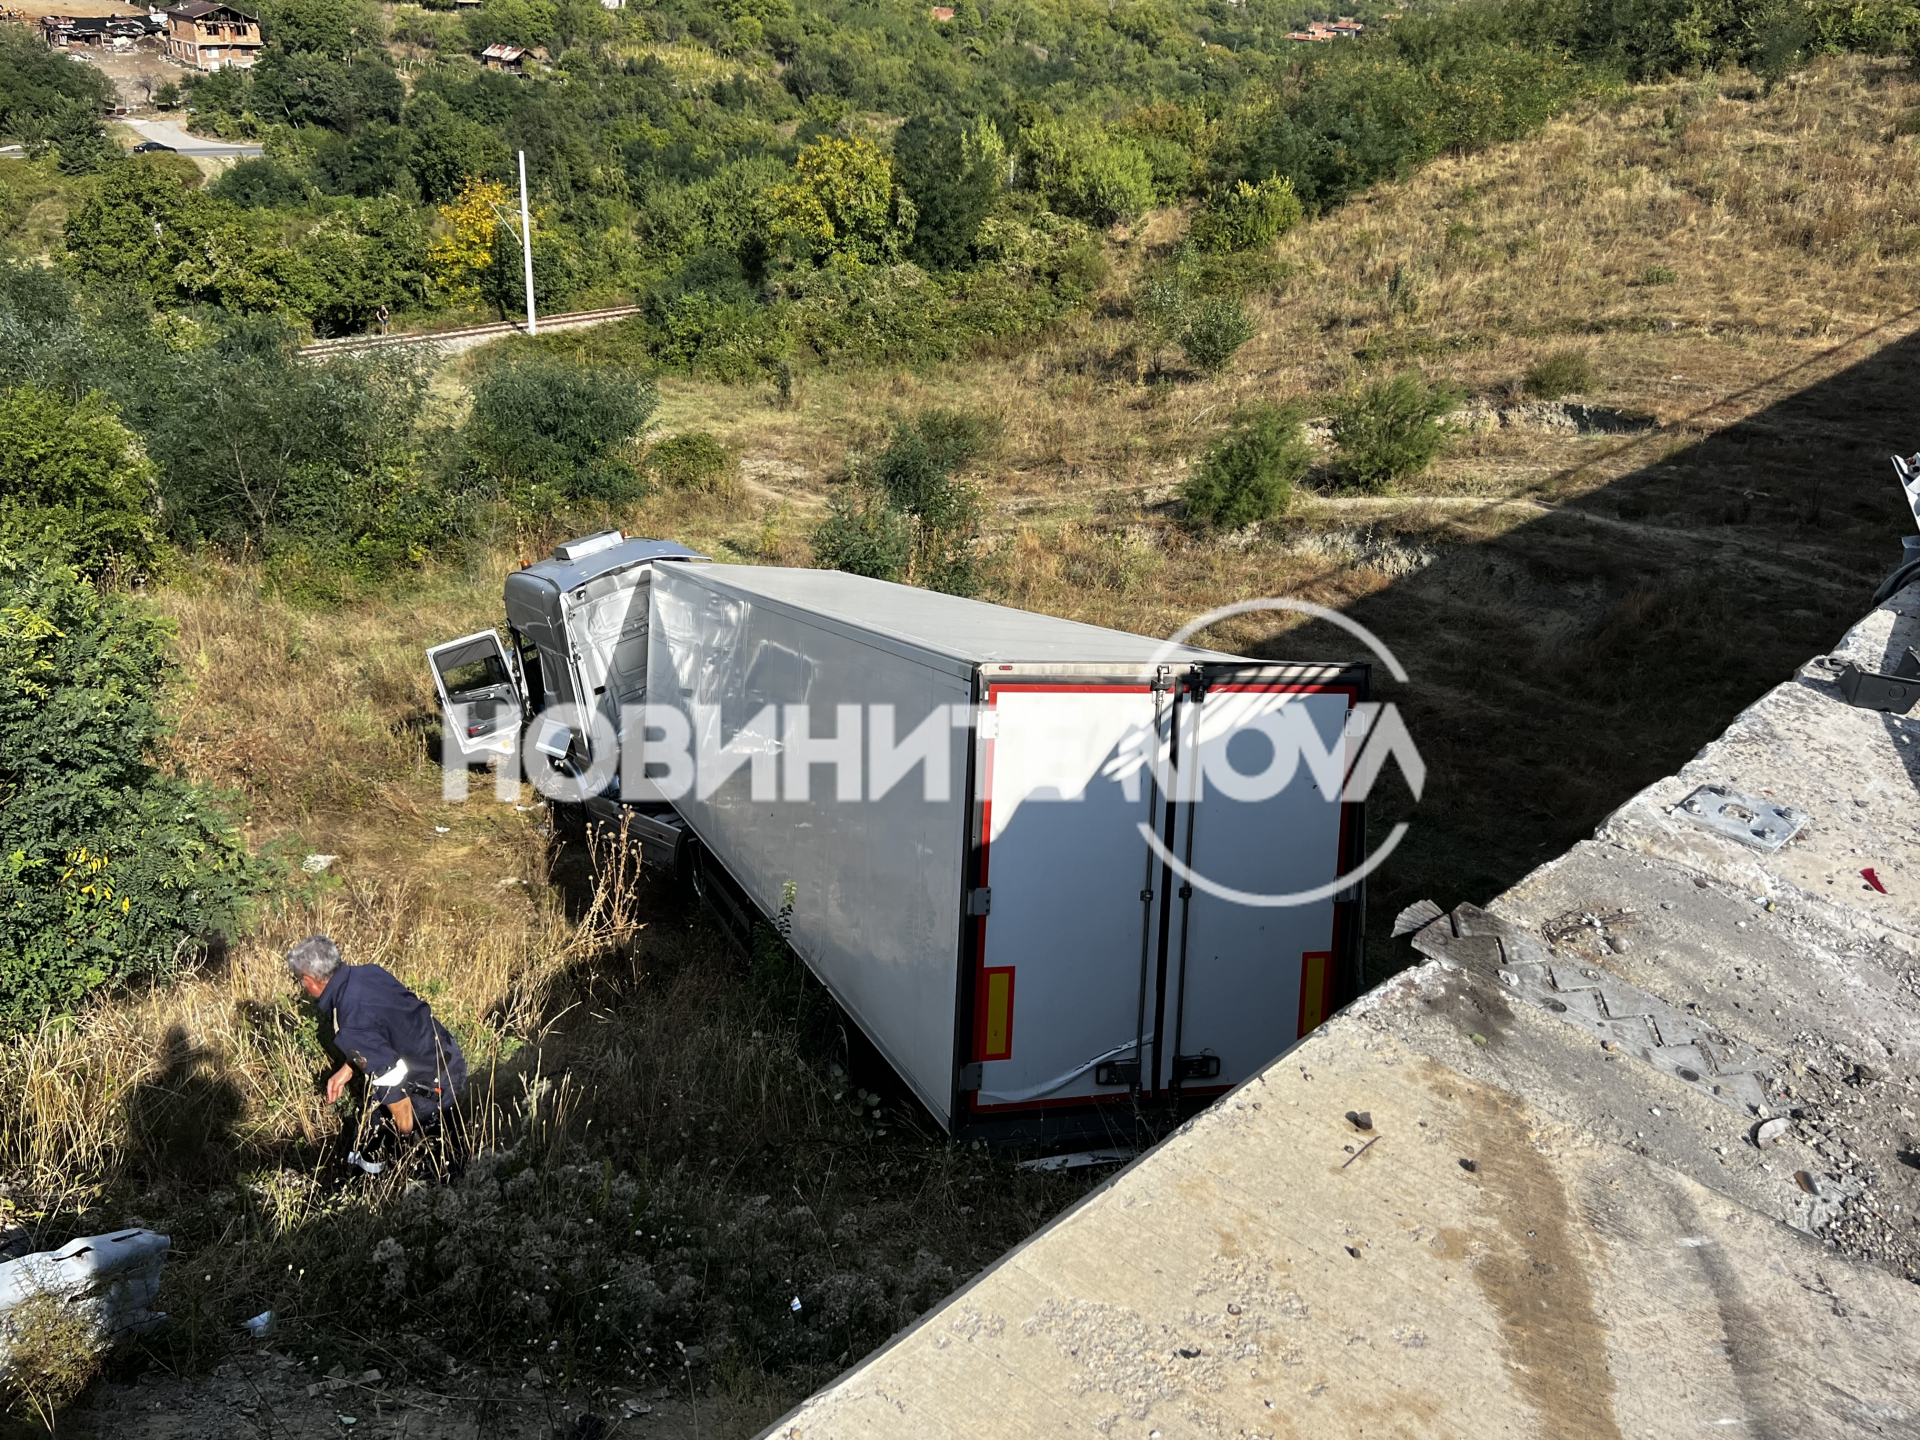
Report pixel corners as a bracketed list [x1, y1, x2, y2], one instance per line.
[967, 677, 1168, 1117]
[426, 630, 523, 764]
[1155, 670, 1364, 1100]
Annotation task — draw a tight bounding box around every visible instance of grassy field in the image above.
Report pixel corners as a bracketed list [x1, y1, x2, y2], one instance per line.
[5, 54, 1920, 1434]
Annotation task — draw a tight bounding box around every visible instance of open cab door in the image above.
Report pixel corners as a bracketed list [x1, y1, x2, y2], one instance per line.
[427, 630, 523, 764]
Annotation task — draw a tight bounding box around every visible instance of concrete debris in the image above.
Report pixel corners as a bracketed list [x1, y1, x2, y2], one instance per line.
[1391, 898, 1444, 936]
[1014, 1148, 1135, 1173]
[300, 854, 339, 873]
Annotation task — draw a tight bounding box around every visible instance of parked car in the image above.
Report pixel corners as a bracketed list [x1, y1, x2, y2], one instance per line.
[131, 141, 176, 153]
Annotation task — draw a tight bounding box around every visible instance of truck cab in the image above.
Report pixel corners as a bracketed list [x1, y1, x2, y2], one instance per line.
[426, 530, 704, 866]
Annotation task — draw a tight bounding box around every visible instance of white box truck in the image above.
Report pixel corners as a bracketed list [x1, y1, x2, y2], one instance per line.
[428, 538, 1373, 1143]
[644, 563, 1369, 1142]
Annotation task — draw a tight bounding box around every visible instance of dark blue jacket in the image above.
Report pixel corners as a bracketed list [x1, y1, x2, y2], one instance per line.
[317, 964, 467, 1109]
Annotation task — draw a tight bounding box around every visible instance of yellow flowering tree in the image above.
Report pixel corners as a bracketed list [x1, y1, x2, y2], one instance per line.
[428, 176, 510, 306]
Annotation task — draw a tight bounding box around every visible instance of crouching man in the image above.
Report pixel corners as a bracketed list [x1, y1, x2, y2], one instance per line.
[287, 935, 467, 1168]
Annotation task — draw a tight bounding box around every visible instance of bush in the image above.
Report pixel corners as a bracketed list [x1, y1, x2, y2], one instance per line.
[810, 486, 913, 580]
[2, 1292, 101, 1430]
[1180, 296, 1258, 373]
[134, 319, 434, 549]
[894, 115, 998, 270]
[644, 431, 735, 492]
[465, 359, 657, 501]
[1524, 348, 1596, 399]
[812, 409, 989, 593]
[0, 554, 257, 1031]
[0, 385, 160, 581]
[1329, 371, 1462, 493]
[208, 158, 312, 208]
[870, 413, 986, 595]
[1188, 177, 1302, 254]
[1020, 121, 1156, 227]
[1182, 402, 1311, 530]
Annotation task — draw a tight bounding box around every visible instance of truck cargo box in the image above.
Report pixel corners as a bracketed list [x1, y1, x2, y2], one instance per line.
[647, 564, 1369, 1140]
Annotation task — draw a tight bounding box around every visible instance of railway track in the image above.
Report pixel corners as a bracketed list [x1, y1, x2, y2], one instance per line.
[299, 304, 642, 359]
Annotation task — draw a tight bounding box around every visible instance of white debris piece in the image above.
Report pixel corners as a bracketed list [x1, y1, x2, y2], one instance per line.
[0, 1229, 170, 1377]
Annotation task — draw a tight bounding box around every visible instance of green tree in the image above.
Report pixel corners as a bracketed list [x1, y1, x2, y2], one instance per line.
[465, 359, 657, 501]
[0, 25, 113, 144]
[1182, 402, 1310, 530]
[208, 157, 312, 208]
[0, 387, 160, 581]
[0, 554, 256, 1031]
[62, 160, 207, 294]
[136, 318, 430, 545]
[260, 0, 384, 55]
[403, 91, 510, 203]
[465, 0, 559, 48]
[1020, 120, 1155, 228]
[765, 136, 916, 267]
[1188, 177, 1302, 254]
[894, 115, 996, 271]
[480, 209, 577, 317]
[33, 97, 115, 176]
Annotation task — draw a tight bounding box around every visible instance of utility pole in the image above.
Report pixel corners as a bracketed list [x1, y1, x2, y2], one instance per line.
[518, 149, 537, 335]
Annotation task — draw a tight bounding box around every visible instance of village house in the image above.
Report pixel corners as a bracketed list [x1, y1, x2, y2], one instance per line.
[479, 42, 526, 70]
[39, 14, 114, 47]
[1286, 15, 1363, 40]
[162, 0, 261, 69]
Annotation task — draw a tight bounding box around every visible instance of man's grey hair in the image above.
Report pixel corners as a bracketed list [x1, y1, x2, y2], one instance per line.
[287, 935, 342, 982]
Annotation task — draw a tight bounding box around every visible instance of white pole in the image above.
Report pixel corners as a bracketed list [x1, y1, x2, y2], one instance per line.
[518, 149, 537, 335]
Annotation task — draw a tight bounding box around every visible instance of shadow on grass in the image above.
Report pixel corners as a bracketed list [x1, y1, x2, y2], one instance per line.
[1262, 325, 1920, 981]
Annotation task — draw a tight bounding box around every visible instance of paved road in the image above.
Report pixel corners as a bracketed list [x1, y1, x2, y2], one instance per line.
[122, 118, 263, 158]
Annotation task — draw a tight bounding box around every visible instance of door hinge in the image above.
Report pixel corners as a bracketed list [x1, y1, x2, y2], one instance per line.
[1178, 884, 1193, 900]
[966, 887, 992, 917]
[958, 1062, 983, 1090]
